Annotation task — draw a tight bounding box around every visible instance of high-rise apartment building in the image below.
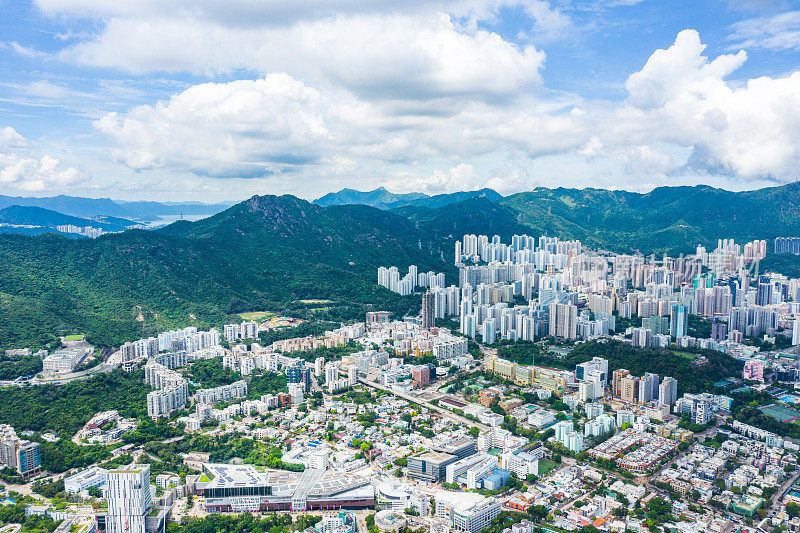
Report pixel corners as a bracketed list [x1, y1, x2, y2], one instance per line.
[325, 362, 340, 385]
[620, 376, 639, 404]
[548, 302, 577, 340]
[612, 369, 630, 398]
[0, 424, 41, 478]
[366, 311, 391, 327]
[669, 303, 688, 338]
[638, 373, 659, 404]
[106, 464, 153, 533]
[422, 291, 436, 329]
[658, 376, 678, 406]
[144, 361, 188, 419]
[756, 277, 772, 306]
[775, 237, 800, 255]
[477, 318, 494, 345]
[711, 319, 728, 342]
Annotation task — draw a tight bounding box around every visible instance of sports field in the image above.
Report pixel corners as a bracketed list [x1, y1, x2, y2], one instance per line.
[538, 458, 559, 477]
[759, 403, 800, 422]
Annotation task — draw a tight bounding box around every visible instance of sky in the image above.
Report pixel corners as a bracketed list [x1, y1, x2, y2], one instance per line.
[1, 0, 800, 202]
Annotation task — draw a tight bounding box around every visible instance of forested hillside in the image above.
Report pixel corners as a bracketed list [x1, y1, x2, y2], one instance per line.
[319, 182, 800, 255]
[0, 195, 453, 350]
[4, 183, 800, 351]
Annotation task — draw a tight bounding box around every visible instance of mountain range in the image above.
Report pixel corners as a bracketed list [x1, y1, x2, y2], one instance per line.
[318, 183, 800, 255]
[0, 205, 139, 235]
[314, 187, 503, 210]
[2, 182, 800, 350]
[0, 194, 232, 222]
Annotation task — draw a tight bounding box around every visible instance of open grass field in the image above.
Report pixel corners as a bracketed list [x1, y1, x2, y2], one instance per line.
[238, 311, 277, 321]
[538, 458, 559, 477]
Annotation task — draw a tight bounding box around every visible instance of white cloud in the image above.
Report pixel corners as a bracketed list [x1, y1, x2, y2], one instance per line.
[0, 127, 29, 151]
[57, 13, 545, 103]
[30, 0, 558, 102]
[25, 80, 69, 98]
[94, 74, 333, 177]
[88, 28, 800, 195]
[618, 29, 800, 179]
[728, 10, 800, 51]
[0, 154, 87, 191]
[1, 41, 50, 59]
[0, 126, 88, 191]
[33, 0, 566, 30]
[625, 30, 747, 109]
[393, 163, 482, 193]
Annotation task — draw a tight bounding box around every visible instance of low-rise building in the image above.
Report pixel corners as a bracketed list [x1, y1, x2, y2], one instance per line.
[435, 492, 501, 533]
[65, 466, 107, 494]
[407, 451, 458, 482]
[42, 347, 91, 374]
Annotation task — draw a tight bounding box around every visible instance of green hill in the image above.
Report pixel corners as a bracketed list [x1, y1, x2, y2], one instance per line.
[313, 187, 428, 209]
[387, 182, 800, 256]
[498, 183, 800, 254]
[314, 187, 502, 210]
[3, 183, 800, 351]
[0, 205, 137, 233]
[322, 182, 800, 256]
[402, 196, 533, 241]
[0, 195, 453, 350]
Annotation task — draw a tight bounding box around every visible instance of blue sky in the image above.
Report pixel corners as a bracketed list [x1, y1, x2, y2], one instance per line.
[1, 0, 799, 201]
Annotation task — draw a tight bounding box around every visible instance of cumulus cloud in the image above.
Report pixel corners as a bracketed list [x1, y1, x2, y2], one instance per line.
[0, 154, 87, 191]
[94, 74, 333, 177]
[29, 0, 556, 104]
[84, 29, 800, 193]
[618, 29, 800, 179]
[0, 127, 29, 151]
[92, 72, 583, 180]
[625, 30, 747, 109]
[56, 13, 545, 104]
[0, 126, 88, 191]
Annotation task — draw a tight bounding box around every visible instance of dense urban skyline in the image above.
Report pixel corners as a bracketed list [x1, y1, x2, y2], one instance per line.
[1, 0, 800, 201]
[3, 3, 800, 530]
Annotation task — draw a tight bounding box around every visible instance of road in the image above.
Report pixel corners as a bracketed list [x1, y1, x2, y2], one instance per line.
[650, 420, 720, 479]
[346, 371, 489, 431]
[29, 349, 121, 386]
[766, 471, 799, 519]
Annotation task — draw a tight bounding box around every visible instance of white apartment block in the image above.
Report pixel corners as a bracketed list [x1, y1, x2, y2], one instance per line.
[106, 464, 152, 533]
[195, 380, 248, 405]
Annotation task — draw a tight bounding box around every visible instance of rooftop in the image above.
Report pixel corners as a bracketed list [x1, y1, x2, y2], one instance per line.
[45, 347, 89, 361]
[414, 451, 456, 464]
[435, 491, 495, 513]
